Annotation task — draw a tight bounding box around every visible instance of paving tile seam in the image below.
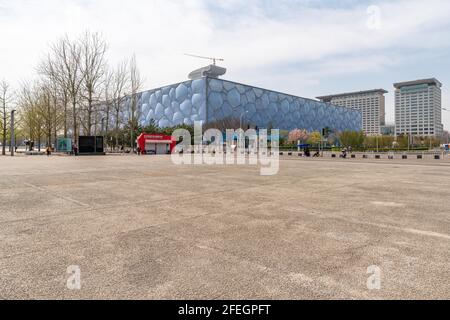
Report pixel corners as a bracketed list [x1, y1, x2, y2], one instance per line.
[288, 209, 450, 242]
[0, 201, 236, 260]
[22, 182, 91, 208]
[0, 179, 280, 226]
[279, 157, 450, 169]
[149, 229, 378, 300]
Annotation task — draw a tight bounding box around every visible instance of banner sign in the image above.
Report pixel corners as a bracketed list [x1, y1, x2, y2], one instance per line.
[57, 138, 72, 152]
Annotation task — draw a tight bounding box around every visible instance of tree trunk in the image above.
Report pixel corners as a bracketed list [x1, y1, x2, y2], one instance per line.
[47, 104, 52, 147]
[2, 123, 6, 156]
[87, 89, 94, 136]
[54, 126, 57, 149]
[29, 127, 33, 151]
[115, 121, 119, 150]
[64, 93, 68, 138]
[72, 98, 78, 146]
[105, 106, 110, 151]
[64, 109, 67, 138]
[2, 100, 6, 155]
[115, 108, 119, 151]
[130, 115, 134, 151]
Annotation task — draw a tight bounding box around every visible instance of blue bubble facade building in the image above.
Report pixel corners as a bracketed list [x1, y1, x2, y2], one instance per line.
[121, 67, 361, 132]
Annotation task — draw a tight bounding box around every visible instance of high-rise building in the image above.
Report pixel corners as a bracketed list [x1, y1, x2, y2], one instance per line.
[394, 78, 443, 137]
[317, 89, 387, 135]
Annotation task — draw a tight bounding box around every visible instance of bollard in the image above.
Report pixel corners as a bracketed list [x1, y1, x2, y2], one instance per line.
[417, 155, 422, 159]
[435, 155, 440, 160]
[331, 154, 336, 158]
[351, 154, 356, 159]
[288, 152, 292, 156]
[388, 155, 394, 160]
[402, 155, 408, 159]
[375, 155, 381, 159]
[363, 155, 368, 159]
[298, 153, 303, 157]
[279, 152, 284, 156]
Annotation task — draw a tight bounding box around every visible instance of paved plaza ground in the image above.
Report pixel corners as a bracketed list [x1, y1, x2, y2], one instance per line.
[0, 154, 449, 299]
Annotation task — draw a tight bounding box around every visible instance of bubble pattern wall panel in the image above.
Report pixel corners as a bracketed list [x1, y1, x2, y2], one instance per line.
[137, 79, 207, 128]
[136, 78, 362, 132]
[206, 79, 362, 132]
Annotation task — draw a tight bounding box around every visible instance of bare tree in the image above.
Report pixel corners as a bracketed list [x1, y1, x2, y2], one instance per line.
[49, 81, 65, 147]
[103, 68, 114, 149]
[39, 54, 71, 139]
[34, 81, 59, 148]
[0, 80, 14, 155]
[111, 60, 130, 150]
[17, 83, 33, 143]
[17, 82, 44, 151]
[79, 31, 107, 136]
[128, 54, 144, 151]
[41, 35, 84, 146]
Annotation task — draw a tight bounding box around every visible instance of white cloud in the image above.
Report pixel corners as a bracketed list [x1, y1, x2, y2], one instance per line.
[1, 0, 450, 128]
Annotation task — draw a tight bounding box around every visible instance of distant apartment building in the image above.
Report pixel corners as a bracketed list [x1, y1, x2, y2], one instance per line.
[394, 78, 443, 137]
[317, 89, 387, 135]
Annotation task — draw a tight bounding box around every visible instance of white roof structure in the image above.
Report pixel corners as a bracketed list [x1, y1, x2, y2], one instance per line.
[188, 64, 227, 80]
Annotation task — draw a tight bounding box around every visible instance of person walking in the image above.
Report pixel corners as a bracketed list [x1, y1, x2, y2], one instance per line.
[46, 146, 51, 157]
[73, 144, 78, 156]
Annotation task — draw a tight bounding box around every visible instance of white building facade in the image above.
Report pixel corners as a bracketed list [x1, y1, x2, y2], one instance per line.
[317, 89, 387, 136]
[394, 78, 443, 137]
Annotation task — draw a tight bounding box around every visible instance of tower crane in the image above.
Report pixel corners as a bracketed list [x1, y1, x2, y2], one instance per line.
[184, 53, 224, 66]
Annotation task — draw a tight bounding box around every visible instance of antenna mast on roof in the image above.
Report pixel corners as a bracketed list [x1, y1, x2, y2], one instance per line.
[184, 53, 224, 66]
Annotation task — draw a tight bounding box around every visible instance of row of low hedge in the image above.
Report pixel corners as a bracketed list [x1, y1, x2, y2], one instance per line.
[365, 148, 429, 152]
[329, 147, 433, 152]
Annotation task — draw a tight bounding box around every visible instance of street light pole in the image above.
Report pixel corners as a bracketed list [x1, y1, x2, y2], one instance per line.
[320, 129, 323, 157]
[376, 135, 379, 153]
[239, 111, 249, 151]
[10, 110, 16, 157]
[240, 111, 249, 130]
[439, 107, 449, 147]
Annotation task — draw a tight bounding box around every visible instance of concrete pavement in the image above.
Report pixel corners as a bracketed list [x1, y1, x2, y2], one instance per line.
[0, 155, 449, 299]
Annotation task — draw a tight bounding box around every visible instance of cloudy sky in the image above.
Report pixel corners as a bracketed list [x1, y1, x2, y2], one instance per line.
[1, 0, 450, 128]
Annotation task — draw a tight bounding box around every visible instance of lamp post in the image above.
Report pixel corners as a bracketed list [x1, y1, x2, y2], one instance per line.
[376, 134, 379, 153]
[101, 117, 106, 151]
[240, 110, 249, 130]
[442, 108, 449, 145]
[10, 110, 16, 157]
[239, 111, 249, 151]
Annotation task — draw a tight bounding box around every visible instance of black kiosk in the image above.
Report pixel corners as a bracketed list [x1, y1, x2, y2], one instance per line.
[78, 136, 105, 155]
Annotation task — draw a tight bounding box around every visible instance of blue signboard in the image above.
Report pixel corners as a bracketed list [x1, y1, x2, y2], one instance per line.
[57, 138, 72, 152]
